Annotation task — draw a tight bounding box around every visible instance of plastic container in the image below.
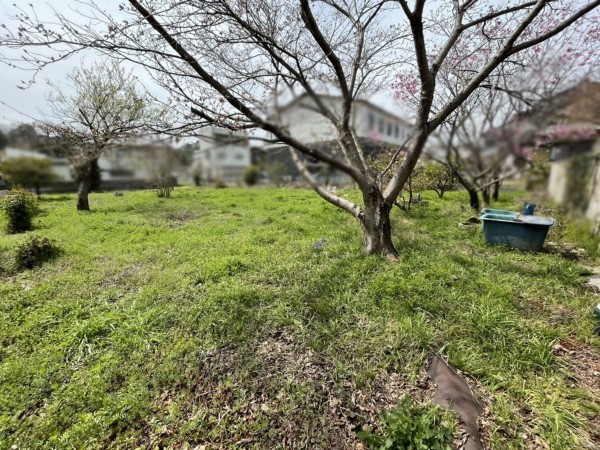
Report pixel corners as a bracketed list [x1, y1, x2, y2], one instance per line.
[479, 213, 555, 251]
[480, 208, 519, 219]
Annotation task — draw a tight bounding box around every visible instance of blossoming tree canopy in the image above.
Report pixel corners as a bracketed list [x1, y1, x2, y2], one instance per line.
[399, 2, 600, 212]
[2, 0, 599, 258]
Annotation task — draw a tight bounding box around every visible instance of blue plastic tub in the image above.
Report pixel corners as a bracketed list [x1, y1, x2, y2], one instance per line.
[479, 213, 555, 251]
[480, 209, 519, 219]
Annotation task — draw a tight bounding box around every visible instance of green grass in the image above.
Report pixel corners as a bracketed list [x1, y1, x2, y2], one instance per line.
[1, 187, 599, 449]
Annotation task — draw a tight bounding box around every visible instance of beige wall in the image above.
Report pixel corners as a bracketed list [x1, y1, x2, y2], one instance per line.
[548, 139, 600, 231]
[585, 140, 600, 226]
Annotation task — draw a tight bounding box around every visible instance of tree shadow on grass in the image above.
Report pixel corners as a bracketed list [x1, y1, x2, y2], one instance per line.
[38, 194, 73, 203]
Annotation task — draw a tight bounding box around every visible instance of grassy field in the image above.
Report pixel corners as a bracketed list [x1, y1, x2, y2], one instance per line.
[1, 187, 599, 449]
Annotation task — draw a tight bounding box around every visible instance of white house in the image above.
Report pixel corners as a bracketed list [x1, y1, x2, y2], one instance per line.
[274, 94, 412, 147]
[193, 127, 251, 184]
[257, 94, 412, 185]
[0, 147, 71, 180]
[1, 138, 187, 192]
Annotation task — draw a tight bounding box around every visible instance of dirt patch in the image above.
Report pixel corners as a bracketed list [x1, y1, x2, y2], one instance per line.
[553, 339, 600, 446]
[553, 339, 600, 393]
[140, 331, 439, 449]
[135, 332, 508, 449]
[164, 210, 203, 228]
[92, 262, 148, 293]
[545, 241, 587, 261]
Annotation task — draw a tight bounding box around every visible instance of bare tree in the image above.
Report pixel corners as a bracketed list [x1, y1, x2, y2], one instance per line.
[38, 61, 154, 210]
[2, 0, 599, 258]
[430, 90, 527, 210]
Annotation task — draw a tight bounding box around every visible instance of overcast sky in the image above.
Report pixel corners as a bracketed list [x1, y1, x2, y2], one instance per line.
[0, 1, 426, 130]
[0, 1, 158, 128]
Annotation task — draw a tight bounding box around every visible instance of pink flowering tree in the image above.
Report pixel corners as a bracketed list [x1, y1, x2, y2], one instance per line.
[2, 0, 599, 259]
[393, 2, 600, 211]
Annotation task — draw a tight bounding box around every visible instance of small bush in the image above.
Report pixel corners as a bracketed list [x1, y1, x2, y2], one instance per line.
[244, 165, 260, 186]
[358, 396, 456, 450]
[14, 235, 59, 270]
[214, 178, 227, 189]
[0, 189, 39, 234]
[156, 184, 174, 198]
[155, 176, 175, 198]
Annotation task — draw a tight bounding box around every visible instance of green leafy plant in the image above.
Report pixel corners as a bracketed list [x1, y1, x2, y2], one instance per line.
[214, 177, 227, 189]
[244, 164, 260, 186]
[421, 164, 458, 199]
[0, 156, 57, 196]
[0, 189, 39, 233]
[14, 235, 59, 270]
[358, 396, 457, 450]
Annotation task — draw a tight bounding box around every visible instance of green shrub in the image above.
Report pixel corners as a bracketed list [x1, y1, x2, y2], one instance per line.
[243, 165, 260, 186]
[14, 235, 59, 270]
[421, 163, 458, 198]
[0, 189, 39, 234]
[358, 396, 457, 450]
[0, 156, 57, 196]
[214, 177, 227, 189]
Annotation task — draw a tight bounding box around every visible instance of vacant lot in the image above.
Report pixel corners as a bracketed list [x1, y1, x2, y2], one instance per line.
[1, 187, 599, 449]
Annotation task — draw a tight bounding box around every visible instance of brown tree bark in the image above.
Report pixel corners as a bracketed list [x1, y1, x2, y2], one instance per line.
[481, 188, 490, 208]
[74, 158, 98, 211]
[77, 177, 91, 211]
[467, 188, 480, 211]
[360, 188, 398, 260]
[492, 180, 501, 201]
[452, 169, 481, 211]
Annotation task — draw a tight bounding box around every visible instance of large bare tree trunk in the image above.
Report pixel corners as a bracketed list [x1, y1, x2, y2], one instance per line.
[453, 170, 481, 211]
[360, 189, 398, 260]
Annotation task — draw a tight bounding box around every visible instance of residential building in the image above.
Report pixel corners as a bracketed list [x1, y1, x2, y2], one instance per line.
[192, 127, 251, 185]
[0, 137, 185, 192]
[522, 80, 600, 229]
[274, 94, 412, 146]
[260, 94, 412, 184]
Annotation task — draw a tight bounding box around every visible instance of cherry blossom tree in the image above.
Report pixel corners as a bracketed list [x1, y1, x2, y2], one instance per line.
[2, 0, 599, 258]
[398, 2, 600, 210]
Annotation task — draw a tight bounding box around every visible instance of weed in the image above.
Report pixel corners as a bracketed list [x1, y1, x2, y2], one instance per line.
[358, 396, 457, 450]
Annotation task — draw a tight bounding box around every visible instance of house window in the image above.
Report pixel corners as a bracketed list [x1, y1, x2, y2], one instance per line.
[367, 113, 376, 130]
[217, 152, 226, 160]
[387, 122, 393, 136]
[234, 153, 244, 161]
[379, 117, 384, 133]
[394, 124, 399, 138]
